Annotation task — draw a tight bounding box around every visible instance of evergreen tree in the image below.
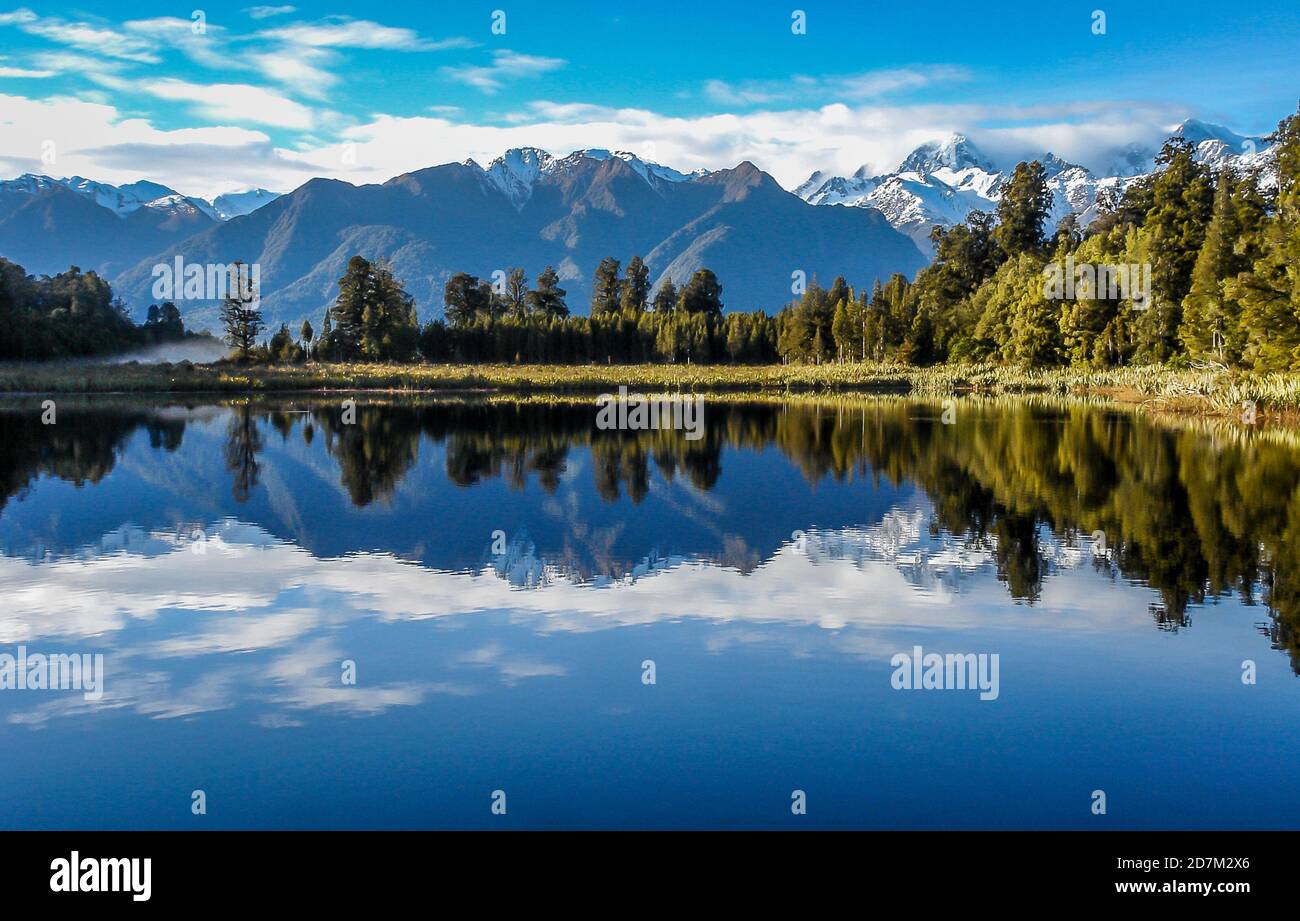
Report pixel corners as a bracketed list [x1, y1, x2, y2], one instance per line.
[219, 262, 264, 360]
[527, 266, 569, 319]
[995, 161, 1052, 256]
[591, 257, 622, 316]
[652, 278, 678, 314]
[620, 255, 651, 313]
[677, 269, 724, 320]
[504, 267, 529, 318]
[1181, 169, 1247, 362]
[1229, 104, 1300, 369]
[330, 255, 419, 359]
[1134, 138, 1214, 362]
[444, 271, 493, 327]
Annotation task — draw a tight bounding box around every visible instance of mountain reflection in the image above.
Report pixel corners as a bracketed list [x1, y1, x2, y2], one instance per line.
[2, 395, 1298, 669]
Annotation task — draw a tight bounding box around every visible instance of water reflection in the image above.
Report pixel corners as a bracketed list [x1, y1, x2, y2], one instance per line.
[2, 396, 1297, 661]
[2, 395, 1299, 828]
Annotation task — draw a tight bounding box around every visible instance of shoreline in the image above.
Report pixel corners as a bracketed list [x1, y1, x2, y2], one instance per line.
[0, 360, 1297, 421]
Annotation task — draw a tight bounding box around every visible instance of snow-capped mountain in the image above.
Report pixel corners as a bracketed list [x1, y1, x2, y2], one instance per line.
[0, 174, 280, 223]
[472, 146, 704, 210]
[0, 173, 217, 220]
[794, 135, 1009, 250]
[794, 120, 1277, 253]
[211, 188, 281, 221]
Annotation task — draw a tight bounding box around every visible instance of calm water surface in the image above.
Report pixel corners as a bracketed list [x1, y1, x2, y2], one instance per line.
[2, 395, 1298, 829]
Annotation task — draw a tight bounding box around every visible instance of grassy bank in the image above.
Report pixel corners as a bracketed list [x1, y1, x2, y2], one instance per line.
[0, 360, 1297, 416]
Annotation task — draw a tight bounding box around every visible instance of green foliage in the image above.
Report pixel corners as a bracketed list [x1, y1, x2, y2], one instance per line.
[526, 266, 569, 319]
[676, 268, 724, 320]
[652, 278, 678, 314]
[0, 259, 189, 359]
[590, 256, 622, 316]
[328, 255, 418, 361]
[220, 262, 264, 360]
[995, 161, 1052, 256]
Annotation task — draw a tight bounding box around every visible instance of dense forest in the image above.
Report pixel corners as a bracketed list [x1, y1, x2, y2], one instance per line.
[0, 260, 200, 360]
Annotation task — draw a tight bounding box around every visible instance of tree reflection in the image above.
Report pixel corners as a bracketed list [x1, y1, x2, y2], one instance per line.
[8, 395, 1300, 670]
[223, 403, 262, 503]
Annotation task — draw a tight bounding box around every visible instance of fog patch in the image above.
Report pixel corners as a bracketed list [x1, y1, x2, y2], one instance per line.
[103, 339, 228, 365]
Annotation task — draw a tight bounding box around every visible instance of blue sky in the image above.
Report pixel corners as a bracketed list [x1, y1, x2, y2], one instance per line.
[0, 0, 1296, 197]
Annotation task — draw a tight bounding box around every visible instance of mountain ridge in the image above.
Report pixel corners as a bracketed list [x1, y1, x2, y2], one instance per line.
[0, 117, 1278, 332]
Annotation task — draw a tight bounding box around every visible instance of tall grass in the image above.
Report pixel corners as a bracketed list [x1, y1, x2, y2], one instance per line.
[1, 360, 1299, 416]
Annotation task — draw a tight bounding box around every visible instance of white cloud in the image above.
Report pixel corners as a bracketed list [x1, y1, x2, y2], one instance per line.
[122, 16, 231, 70]
[0, 62, 51, 78]
[268, 98, 1185, 191]
[140, 78, 317, 130]
[247, 46, 339, 97]
[0, 92, 301, 198]
[0, 7, 159, 63]
[260, 17, 471, 51]
[442, 50, 567, 94]
[0, 79, 1190, 198]
[704, 66, 971, 106]
[28, 51, 126, 76]
[245, 5, 297, 19]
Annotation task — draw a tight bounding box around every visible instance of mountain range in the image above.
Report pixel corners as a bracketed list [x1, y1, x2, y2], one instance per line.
[0, 118, 1277, 334]
[794, 118, 1275, 253]
[48, 150, 927, 333]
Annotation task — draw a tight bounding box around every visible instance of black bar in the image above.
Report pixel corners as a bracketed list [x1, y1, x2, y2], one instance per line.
[0, 830, 1274, 906]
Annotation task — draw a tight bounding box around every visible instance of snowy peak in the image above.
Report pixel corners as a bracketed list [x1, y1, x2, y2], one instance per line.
[482, 147, 555, 207]
[1174, 118, 1262, 152]
[61, 176, 184, 216]
[1173, 118, 1272, 172]
[794, 169, 831, 199]
[480, 146, 705, 210]
[898, 134, 996, 177]
[1040, 152, 1084, 178]
[1100, 142, 1156, 178]
[574, 148, 704, 185]
[211, 188, 281, 221]
[0, 173, 278, 222]
[795, 117, 1277, 255]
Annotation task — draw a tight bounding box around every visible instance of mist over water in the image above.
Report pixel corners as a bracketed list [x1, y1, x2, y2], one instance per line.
[99, 338, 228, 365]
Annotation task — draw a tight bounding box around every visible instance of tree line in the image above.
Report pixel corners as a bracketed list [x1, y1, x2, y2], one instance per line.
[0, 260, 196, 360]
[230, 253, 777, 364]
[234, 100, 1300, 370]
[9, 101, 1300, 369]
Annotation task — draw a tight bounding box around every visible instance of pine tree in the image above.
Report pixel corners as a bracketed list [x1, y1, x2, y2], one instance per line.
[219, 261, 263, 360]
[831, 298, 853, 362]
[1134, 138, 1214, 362]
[1181, 170, 1243, 362]
[1229, 104, 1300, 369]
[590, 257, 622, 316]
[527, 266, 569, 319]
[995, 161, 1053, 256]
[652, 278, 678, 314]
[620, 255, 651, 312]
[443, 272, 492, 327]
[677, 269, 724, 320]
[504, 267, 529, 317]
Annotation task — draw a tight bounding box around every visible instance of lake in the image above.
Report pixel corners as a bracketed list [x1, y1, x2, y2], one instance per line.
[2, 394, 1298, 829]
